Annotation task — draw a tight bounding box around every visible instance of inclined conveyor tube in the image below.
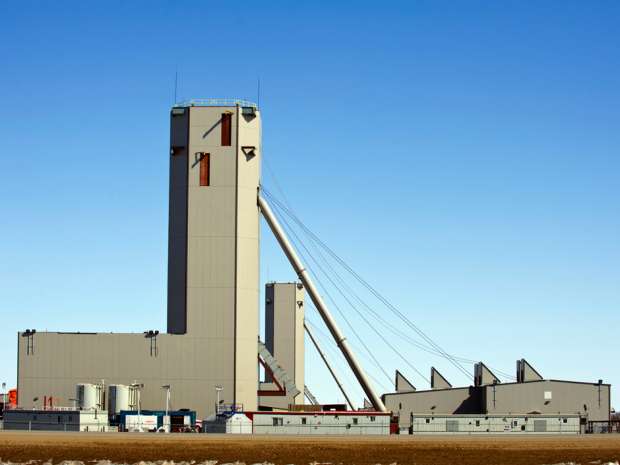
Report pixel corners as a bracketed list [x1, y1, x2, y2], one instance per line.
[258, 194, 387, 412]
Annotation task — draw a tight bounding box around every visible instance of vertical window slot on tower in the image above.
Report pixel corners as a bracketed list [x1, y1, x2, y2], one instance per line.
[221, 113, 232, 146]
[200, 153, 210, 186]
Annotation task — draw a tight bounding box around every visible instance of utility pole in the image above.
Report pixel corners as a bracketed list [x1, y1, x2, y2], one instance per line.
[131, 382, 144, 432]
[215, 385, 223, 415]
[161, 385, 171, 433]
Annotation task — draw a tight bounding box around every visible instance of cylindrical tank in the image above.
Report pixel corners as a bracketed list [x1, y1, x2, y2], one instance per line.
[76, 383, 101, 410]
[108, 385, 131, 415]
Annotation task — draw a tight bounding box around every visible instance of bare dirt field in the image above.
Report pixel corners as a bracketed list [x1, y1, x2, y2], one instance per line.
[1, 432, 620, 465]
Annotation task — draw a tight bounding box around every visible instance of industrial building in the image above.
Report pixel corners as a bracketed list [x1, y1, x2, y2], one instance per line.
[409, 414, 580, 434]
[17, 100, 263, 419]
[247, 411, 391, 435]
[3, 409, 109, 432]
[384, 361, 611, 432]
[13, 99, 612, 434]
[15, 99, 379, 421]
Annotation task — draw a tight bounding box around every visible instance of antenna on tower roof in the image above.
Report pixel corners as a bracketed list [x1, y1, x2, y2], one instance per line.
[174, 70, 179, 104]
[257, 77, 261, 109]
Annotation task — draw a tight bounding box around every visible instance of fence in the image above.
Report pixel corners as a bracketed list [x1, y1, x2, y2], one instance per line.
[1, 420, 113, 432]
[587, 421, 620, 434]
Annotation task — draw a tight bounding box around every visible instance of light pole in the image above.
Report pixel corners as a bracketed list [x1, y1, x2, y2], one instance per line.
[131, 383, 144, 432]
[161, 385, 171, 416]
[215, 385, 223, 415]
[161, 384, 171, 433]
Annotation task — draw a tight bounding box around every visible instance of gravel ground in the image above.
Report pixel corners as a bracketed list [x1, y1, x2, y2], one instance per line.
[1, 432, 620, 465]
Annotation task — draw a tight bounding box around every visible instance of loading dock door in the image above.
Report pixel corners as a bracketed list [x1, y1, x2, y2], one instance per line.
[446, 420, 459, 432]
[534, 420, 547, 432]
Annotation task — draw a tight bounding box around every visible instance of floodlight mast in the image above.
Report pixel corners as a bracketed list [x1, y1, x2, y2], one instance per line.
[258, 195, 387, 412]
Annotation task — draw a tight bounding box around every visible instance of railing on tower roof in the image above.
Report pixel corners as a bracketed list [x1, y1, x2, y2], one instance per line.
[174, 98, 258, 108]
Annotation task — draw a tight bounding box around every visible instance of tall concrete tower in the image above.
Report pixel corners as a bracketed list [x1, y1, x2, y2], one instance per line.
[167, 100, 261, 409]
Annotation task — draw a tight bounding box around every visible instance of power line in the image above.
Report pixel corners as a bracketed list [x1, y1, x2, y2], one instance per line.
[263, 189, 473, 380]
[269, 202, 394, 387]
[260, 186, 516, 383]
[269, 196, 430, 385]
[305, 316, 392, 394]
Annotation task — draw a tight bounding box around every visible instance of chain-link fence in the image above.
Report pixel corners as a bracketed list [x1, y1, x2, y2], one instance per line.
[1, 420, 114, 432]
[587, 421, 620, 434]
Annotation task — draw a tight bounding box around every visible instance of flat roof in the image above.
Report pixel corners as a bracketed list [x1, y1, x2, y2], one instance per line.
[246, 411, 390, 416]
[173, 98, 258, 109]
[383, 378, 611, 397]
[411, 413, 581, 418]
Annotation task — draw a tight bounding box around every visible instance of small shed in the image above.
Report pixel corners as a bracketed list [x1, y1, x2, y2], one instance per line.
[226, 413, 252, 434]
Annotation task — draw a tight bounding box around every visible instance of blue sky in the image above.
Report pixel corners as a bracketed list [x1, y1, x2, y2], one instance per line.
[1, 1, 618, 408]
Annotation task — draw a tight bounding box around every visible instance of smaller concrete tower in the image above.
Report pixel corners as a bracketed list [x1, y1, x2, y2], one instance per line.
[259, 282, 305, 409]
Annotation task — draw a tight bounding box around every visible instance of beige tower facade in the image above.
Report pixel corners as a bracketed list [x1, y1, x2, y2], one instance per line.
[167, 102, 261, 409]
[16, 100, 261, 418]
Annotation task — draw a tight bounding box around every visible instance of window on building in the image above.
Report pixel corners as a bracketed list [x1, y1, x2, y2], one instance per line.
[199, 153, 210, 186]
[221, 113, 232, 146]
[272, 417, 283, 427]
[563, 418, 568, 423]
[425, 418, 430, 424]
[353, 418, 358, 425]
[370, 416, 376, 422]
[301, 417, 307, 425]
[513, 420, 518, 427]
[475, 420, 480, 427]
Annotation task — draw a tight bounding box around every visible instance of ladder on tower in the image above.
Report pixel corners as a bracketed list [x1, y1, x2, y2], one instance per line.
[304, 385, 319, 405]
[257, 340, 301, 397]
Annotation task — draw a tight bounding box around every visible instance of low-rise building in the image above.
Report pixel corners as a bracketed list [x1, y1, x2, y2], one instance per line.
[411, 414, 580, 434]
[246, 411, 391, 435]
[383, 360, 611, 432]
[3, 409, 109, 432]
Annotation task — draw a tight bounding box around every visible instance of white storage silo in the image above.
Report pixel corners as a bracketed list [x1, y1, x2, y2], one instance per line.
[108, 384, 131, 415]
[76, 383, 103, 410]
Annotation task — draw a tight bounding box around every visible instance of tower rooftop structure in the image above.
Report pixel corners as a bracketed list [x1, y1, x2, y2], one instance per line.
[173, 98, 258, 108]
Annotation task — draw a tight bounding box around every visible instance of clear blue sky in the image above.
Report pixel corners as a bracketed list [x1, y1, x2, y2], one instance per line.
[1, 1, 618, 409]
